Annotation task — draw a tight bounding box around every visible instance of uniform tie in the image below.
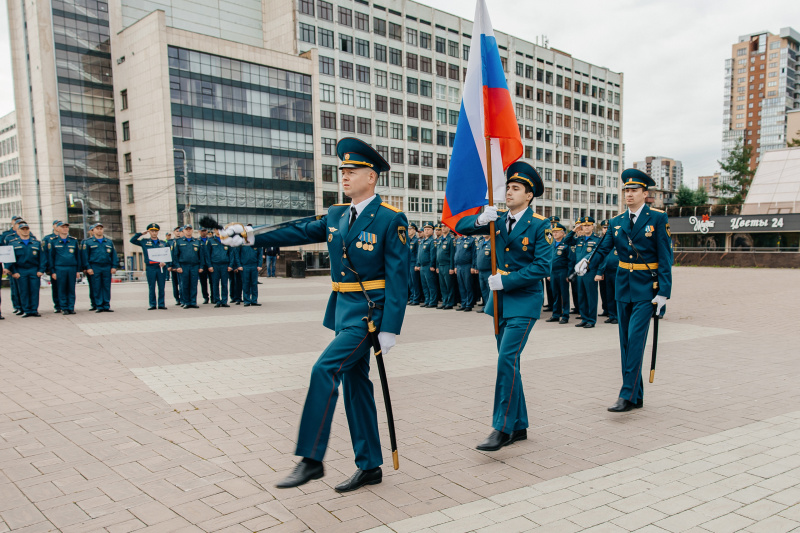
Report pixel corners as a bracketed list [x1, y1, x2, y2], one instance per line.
[630, 212, 636, 225]
[507, 216, 516, 234]
[349, 206, 357, 231]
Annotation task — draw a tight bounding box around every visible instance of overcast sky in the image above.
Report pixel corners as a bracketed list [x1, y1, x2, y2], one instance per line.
[0, 0, 797, 186]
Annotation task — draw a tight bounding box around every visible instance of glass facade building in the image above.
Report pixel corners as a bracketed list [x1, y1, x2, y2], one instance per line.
[52, 0, 121, 241]
[168, 46, 315, 226]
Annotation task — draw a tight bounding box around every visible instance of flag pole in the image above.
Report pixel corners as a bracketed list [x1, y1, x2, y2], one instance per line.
[485, 136, 500, 335]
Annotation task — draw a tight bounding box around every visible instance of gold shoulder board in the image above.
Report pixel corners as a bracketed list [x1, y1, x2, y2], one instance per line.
[650, 207, 664, 213]
[532, 213, 546, 220]
[380, 201, 402, 213]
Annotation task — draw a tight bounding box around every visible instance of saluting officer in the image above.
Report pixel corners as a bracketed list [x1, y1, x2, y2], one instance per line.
[434, 223, 455, 310]
[204, 227, 236, 307]
[545, 223, 573, 324]
[572, 217, 601, 328]
[406, 224, 422, 305]
[575, 169, 673, 412]
[82, 222, 119, 312]
[456, 162, 552, 451]
[475, 235, 492, 313]
[453, 231, 477, 312]
[43, 220, 62, 313]
[231, 235, 263, 307]
[173, 224, 203, 308]
[169, 227, 183, 305]
[7, 221, 45, 317]
[416, 223, 437, 308]
[597, 220, 619, 324]
[221, 137, 409, 493]
[48, 221, 81, 314]
[130, 223, 170, 310]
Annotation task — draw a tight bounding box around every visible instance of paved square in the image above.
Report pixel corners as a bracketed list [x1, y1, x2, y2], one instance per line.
[0, 267, 798, 532]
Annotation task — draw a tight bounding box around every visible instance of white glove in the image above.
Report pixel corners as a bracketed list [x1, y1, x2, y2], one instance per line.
[220, 225, 255, 246]
[219, 225, 240, 237]
[652, 295, 667, 317]
[574, 258, 589, 276]
[488, 273, 504, 291]
[378, 332, 396, 356]
[477, 206, 499, 226]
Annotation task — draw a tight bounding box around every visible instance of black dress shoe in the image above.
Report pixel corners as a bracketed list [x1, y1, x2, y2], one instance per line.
[575, 321, 586, 327]
[436, 305, 444, 309]
[203, 299, 210, 304]
[442, 306, 453, 310]
[69, 310, 76, 315]
[583, 323, 595, 328]
[221, 304, 230, 307]
[54, 309, 61, 313]
[62, 310, 70, 315]
[275, 461, 324, 489]
[95, 309, 103, 313]
[546, 316, 560, 322]
[105, 309, 114, 312]
[21, 313, 32, 318]
[542, 307, 553, 312]
[158, 306, 167, 310]
[14, 310, 23, 315]
[214, 303, 221, 308]
[28, 313, 41, 317]
[243, 303, 251, 307]
[570, 308, 580, 314]
[559, 318, 569, 324]
[608, 318, 618, 324]
[334, 467, 382, 493]
[251, 303, 261, 306]
[607, 398, 641, 412]
[599, 312, 609, 317]
[148, 307, 157, 310]
[463, 308, 473, 312]
[235, 301, 241, 305]
[476, 429, 512, 451]
[0, 315, 4, 319]
[89, 308, 97, 312]
[408, 302, 419, 306]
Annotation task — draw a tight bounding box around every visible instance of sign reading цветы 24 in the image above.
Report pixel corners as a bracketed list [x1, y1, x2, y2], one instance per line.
[670, 213, 800, 234]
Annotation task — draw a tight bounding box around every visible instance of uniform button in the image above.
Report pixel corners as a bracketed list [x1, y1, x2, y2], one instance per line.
[341, 271, 345, 276]
[505, 248, 509, 251]
[629, 255, 633, 259]
[505, 264, 509, 267]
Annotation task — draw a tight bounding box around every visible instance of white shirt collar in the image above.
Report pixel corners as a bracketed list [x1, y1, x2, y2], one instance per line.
[508, 205, 529, 219]
[350, 194, 377, 219]
[628, 203, 646, 221]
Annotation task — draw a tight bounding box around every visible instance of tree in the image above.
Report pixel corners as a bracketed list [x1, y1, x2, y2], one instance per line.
[788, 130, 800, 147]
[717, 137, 754, 204]
[694, 186, 709, 205]
[675, 185, 697, 207]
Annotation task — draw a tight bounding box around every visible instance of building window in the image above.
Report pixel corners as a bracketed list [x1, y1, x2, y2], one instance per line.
[376, 120, 388, 137]
[422, 198, 433, 212]
[356, 91, 370, 109]
[436, 130, 447, 146]
[319, 56, 334, 75]
[322, 164, 337, 182]
[408, 127, 418, 142]
[392, 172, 404, 188]
[420, 32, 431, 49]
[463, 44, 470, 60]
[435, 36, 446, 54]
[420, 56, 432, 73]
[340, 60, 353, 79]
[299, 23, 316, 43]
[389, 48, 402, 66]
[436, 60, 446, 77]
[437, 154, 447, 169]
[448, 86, 459, 103]
[122, 121, 130, 141]
[375, 69, 387, 88]
[355, 38, 369, 57]
[422, 152, 433, 167]
[317, 0, 333, 20]
[299, 0, 314, 15]
[338, 6, 352, 26]
[126, 184, 134, 203]
[391, 147, 404, 164]
[355, 11, 369, 31]
[420, 80, 432, 97]
[339, 34, 353, 53]
[321, 111, 336, 129]
[356, 65, 370, 83]
[320, 83, 335, 102]
[373, 17, 386, 36]
[390, 73, 403, 91]
[390, 98, 403, 115]
[357, 117, 371, 135]
[340, 114, 355, 132]
[408, 174, 419, 189]
[390, 122, 402, 139]
[322, 138, 336, 155]
[449, 109, 458, 125]
[128, 215, 136, 234]
[407, 77, 418, 94]
[389, 22, 402, 40]
[376, 145, 389, 160]
[318, 28, 334, 48]
[375, 95, 388, 112]
[421, 128, 432, 143]
[406, 27, 418, 46]
[407, 101, 419, 118]
[448, 63, 459, 80]
[448, 40, 459, 57]
[124, 153, 132, 172]
[120, 89, 128, 110]
[408, 197, 419, 211]
[374, 43, 386, 62]
[408, 148, 419, 163]
[421, 104, 433, 121]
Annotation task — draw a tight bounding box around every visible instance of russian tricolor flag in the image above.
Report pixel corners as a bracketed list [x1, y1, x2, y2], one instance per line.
[442, 0, 522, 231]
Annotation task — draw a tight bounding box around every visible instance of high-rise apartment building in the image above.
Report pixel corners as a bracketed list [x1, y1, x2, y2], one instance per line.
[267, 0, 624, 227]
[722, 27, 800, 174]
[632, 155, 683, 207]
[9, 0, 623, 264]
[0, 111, 21, 221]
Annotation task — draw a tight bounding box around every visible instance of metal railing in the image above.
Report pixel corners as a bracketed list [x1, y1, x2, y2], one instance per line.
[674, 246, 799, 253]
[666, 204, 743, 217]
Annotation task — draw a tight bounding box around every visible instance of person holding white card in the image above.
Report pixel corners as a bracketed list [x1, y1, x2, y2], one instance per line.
[130, 223, 171, 310]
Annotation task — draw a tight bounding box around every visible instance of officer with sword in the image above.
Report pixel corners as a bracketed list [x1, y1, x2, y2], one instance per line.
[574, 169, 673, 412]
[218, 138, 409, 492]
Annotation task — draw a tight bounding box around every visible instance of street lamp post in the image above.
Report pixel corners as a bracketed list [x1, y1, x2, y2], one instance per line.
[173, 148, 191, 226]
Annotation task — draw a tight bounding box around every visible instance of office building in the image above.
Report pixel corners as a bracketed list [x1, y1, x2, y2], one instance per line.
[632, 155, 683, 207]
[0, 112, 21, 221]
[722, 27, 800, 176]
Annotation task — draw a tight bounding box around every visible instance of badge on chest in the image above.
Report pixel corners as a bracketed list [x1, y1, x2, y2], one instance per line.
[357, 231, 377, 251]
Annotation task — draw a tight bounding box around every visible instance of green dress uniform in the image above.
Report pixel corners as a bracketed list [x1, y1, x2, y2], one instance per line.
[407, 228, 422, 304]
[203, 236, 236, 306]
[597, 221, 619, 323]
[43, 221, 62, 311]
[476, 236, 492, 312]
[82, 229, 119, 311]
[417, 227, 436, 307]
[454, 235, 477, 310]
[6, 227, 45, 315]
[547, 223, 573, 322]
[245, 139, 409, 474]
[584, 169, 673, 409]
[572, 217, 601, 327]
[433, 231, 455, 309]
[130, 224, 170, 309]
[232, 245, 263, 305]
[169, 229, 182, 305]
[456, 163, 552, 440]
[172, 227, 203, 307]
[1, 218, 23, 313]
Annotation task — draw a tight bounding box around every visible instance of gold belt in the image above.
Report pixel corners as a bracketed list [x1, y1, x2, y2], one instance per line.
[331, 280, 386, 292]
[618, 261, 659, 271]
